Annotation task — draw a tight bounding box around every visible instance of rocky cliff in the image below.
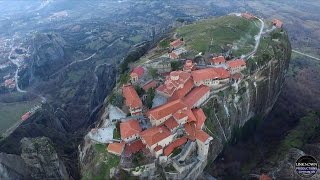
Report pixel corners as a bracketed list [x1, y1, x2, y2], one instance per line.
[0, 137, 69, 180]
[205, 28, 291, 169]
[0, 61, 118, 179]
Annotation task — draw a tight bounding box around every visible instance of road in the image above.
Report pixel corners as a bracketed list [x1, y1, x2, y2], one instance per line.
[292, 50, 320, 61]
[244, 16, 265, 59]
[49, 52, 96, 78]
[8, 47, 27, 93]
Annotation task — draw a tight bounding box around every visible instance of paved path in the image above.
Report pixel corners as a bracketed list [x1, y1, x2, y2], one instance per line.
[8, 47, 27, 93]
[244, 16, 265, 59]
[292, 50, 320, 61]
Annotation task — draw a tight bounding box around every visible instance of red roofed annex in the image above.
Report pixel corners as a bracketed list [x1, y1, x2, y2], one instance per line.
[227, 59, 246, 74]
[122, 84, 142, 116]
[272, 19, 283, 28]
[130, 66, 144, 83]
[170, 39, 184, 49]
[120, 119, 142, 142]
[191, 68, 230, 87]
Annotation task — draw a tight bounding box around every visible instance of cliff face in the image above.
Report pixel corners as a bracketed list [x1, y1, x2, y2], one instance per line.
[0, 62, 118, 179]
[0, 137, 69, 180]
[205, 29, 291, 168]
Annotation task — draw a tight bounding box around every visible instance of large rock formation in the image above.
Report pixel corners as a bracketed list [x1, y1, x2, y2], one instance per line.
[31, 33, 67, 79]
[20, 137, 69, 180]
[0, 153, 31, 180]
[0, 137, 69, 180]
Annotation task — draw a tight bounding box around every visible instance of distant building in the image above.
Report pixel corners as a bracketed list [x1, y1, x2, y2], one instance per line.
[21, 112, 31, 121]
[142, 80, 158, 92]
[183, 60, 196, 72]
[259, 174, 272, 180]
[4, 78, 15, 89]
[130, 66, 144, 83]
[241, 12, 255, 20]
[169, 52, 178, 59]
[191, 67, 230, 87]
[231, 72, 243, 83]
[272, 19, 283, 28]
[226, 59, 246, 74]
[107, 142, 125, 156]
[170, 39, 184, 50]
[140, 126, 173, 158]
[122, 84, 143, 115]
[120, 119, 142, 143]
[210, 56, 226, 65]
[183, 85, 210, 108]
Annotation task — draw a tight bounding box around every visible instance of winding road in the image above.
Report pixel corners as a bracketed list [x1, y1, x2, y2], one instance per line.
[8, 47, 27, 93]
[244, 16, 265, 59]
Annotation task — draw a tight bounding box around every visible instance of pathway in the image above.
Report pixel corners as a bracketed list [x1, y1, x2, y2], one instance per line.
[292, 50, 320, 61]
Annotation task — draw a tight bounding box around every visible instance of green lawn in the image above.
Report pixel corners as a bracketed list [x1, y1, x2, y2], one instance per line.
[176, 15, 260, 54]
[82, 144, 121, 180]
[0, 99, 40, 134]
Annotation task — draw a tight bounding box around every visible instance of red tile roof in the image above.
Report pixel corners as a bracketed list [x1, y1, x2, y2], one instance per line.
[241, 13, 255, 19]
[140, 126, 171, 147]
[170, 39, 183, 49]
[173, 108, 196, 122]
[184, 122, 196, 141]
[164, 117, 179, 131]
[272, 19, 283, 28]
[168, 78, 194, 101]
[142, 80, 158, 91]
[214, 67, 230, 79]
[156, 71, 191, 97]
[169, 52, 178, 59]
[124, 140, 146, 157]
[163, 137, 188, 156]
[227, 59, 246, 69]
[259, 174, 272, 180]
[130, 66, 144, 78]
[195, 130, 211, 143]
[148, 99, 187, 120]
[191, 67, 230, 82]
[211, 56, 226, 64]
[183, 85, 210, 108]
[107, 142, 125, 156]
[192, 108, 206, 129]
[154, 145, 162, 152]
[21, 112, 31, 121]
[231, 73, 242, 80]
[122, 84, 142, 108]
[120, 119, 142, 139]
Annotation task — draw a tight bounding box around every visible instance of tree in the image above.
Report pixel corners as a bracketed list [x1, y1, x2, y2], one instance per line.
[148, 67, 158, 79]
[145, 88, 155, 109]
[109, 92, 123, 108]
[170, 61, 182, 71]
[119, 73, 129, 85]
[134, 85, 145, 97]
